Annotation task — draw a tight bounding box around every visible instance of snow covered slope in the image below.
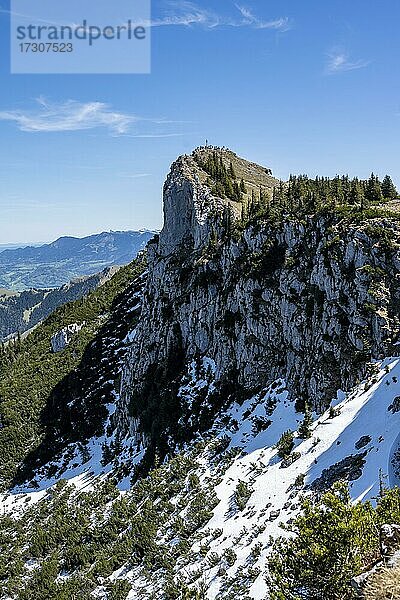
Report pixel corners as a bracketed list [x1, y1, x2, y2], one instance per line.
[1, 355, 399, 599]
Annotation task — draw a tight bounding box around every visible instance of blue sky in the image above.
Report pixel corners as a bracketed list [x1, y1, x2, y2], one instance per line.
[0, 0, 399, 243]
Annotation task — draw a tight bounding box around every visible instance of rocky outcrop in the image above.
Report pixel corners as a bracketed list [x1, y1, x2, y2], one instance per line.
[118, 149, 400, 460]
[380, 524, 400, 558]
[351, 524, 400, 597]
[51, 323, 83, 352]
[310, 453, 367, 492]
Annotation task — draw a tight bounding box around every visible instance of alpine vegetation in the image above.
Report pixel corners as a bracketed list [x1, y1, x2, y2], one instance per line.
[0, 147, 399, 600]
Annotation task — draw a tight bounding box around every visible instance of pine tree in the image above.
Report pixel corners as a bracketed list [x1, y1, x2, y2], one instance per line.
[224, 206, 234, 236]
[267, 482, 379, 600]
[365, 173, 383, 203]
[332, 176, 344, 204]
[298, 405, 313, 439]
[249, 189, 256, 217]
[240, 201, 248, 226]
[381, 175, 398, 200]
[349, 178, 364, 206]
[209, 226, 218, 249]
[233, 181, 241, 201]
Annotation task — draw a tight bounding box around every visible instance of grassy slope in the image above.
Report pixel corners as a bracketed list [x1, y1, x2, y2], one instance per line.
[364, 564, 400, 599]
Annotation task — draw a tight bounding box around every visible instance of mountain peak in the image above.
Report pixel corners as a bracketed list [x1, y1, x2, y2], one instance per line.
[0, 151, 400, 600]
[159, 147, 279, 256]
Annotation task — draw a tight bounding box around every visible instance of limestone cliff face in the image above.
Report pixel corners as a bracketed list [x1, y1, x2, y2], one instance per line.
[118, 150, 400, 457]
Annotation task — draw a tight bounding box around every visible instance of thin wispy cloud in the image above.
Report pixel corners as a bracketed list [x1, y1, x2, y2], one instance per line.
[0, 98, 136, 134]
[146, 1, 290, 32]
[145, 1, 219, 28]
[0, 98, 187, 137]
[326, 50, 370, 74]
[118, 173, 151, 179]
[124, 132, 193, 138]
[1, 2, 290, 32]
[234, 4, 290, 31]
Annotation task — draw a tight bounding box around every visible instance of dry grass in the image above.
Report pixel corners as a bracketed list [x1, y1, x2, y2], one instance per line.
[364, 565, 400, 600]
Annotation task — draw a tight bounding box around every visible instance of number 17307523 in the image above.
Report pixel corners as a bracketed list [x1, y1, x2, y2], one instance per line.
[19, 42, 73, 52]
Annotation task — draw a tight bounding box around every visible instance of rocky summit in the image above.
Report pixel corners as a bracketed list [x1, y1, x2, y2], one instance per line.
[0, 148, 399, 600]
[119, 148, 400, 464]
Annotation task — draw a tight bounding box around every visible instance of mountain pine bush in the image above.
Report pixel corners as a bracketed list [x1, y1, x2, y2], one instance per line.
[266, 483, 400, 600]
[276, 430, 295, 459]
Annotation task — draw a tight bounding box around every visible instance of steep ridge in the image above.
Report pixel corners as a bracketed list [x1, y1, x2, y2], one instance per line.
[119, 148, 400, 470]
[1, 356, 400, 599]
[0, 266, 120, 342]
[0, 149, 399, 599]
[0, 257, 146, 490]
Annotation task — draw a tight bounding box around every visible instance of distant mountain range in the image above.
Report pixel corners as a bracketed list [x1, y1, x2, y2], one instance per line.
[0, 230, 156, 290]
[0, 243, 45, 252]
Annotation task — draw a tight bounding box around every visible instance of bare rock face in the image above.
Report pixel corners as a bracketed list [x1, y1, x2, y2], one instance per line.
[159, 155, 225, 256]
[380, 524, 400, 558]
[51, 323, 83, 352]
[117, 149, 400, 460]
[310, 453, 367, 492]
